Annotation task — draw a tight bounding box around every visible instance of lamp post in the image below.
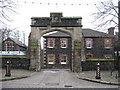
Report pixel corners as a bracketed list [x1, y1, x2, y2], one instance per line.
[95, 62, 101, 79]
[5, 60, 11, 77]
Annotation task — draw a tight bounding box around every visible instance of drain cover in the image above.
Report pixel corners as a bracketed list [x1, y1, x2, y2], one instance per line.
[64, 85, 72, 87]
[45, 83, 59, 86]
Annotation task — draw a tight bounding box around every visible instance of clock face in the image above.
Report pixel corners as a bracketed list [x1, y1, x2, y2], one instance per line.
[53, 17, 59, 22]
[52, 16, 61, 23]
[54, 17, 58, 20]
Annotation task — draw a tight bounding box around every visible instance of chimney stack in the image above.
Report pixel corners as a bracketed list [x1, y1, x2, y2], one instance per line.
[108, 27, 115, 35]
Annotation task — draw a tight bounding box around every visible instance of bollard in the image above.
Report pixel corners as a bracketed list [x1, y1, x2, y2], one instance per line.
[5, 60, 11, 77]
[95, 62, 101, 79]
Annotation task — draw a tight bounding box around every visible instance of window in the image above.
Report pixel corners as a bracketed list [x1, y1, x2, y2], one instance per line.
[47, 54, 55, 64]
[60, 54, 68, 64]
[104, 39, 112, 48]
[85, 38, 93, 48]
[60, 38, 68, 48]
[104, 54, 112, 58]
[86, 53, 93, 58]
[47, 38, 55, 48]
[4, 41, 13, 51]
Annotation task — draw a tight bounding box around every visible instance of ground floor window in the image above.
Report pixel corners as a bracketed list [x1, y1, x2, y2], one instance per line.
[60, 54, 68, 64]
[104, 54, 112, 58]
[47, 54, 55, 64]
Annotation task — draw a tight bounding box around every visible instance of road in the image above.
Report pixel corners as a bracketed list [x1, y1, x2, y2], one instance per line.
[2, 69, 118, 88]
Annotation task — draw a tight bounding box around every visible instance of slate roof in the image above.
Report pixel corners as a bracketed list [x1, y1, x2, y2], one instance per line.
[43, 28, 114, 38]
[43, 31, 70, 37]
[82, 28, 114, 38]
[4, 37, 27, 47]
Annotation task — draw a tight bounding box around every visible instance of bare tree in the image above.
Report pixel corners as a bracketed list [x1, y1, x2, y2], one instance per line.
[1, 27, 15, 40]
[0, 0, 17, 24]
[93, 0, 118, 29]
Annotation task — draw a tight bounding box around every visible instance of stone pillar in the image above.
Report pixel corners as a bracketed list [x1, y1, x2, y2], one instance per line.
[72, 27, 83, 72]
[29, 27, 41, 71]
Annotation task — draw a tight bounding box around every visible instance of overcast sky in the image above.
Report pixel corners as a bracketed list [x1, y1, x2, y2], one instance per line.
[2, 0, 118, 44]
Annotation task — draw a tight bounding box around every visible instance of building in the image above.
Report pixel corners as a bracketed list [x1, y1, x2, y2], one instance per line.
[43, 31, 72, 69]
[1, 37, 27, 56]
[42, 28, 115, 63]
[1, 37, 29, 69]
[82, 28, 115, 60]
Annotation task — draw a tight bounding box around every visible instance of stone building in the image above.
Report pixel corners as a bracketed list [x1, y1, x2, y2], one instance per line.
[28, 12, 85, 72]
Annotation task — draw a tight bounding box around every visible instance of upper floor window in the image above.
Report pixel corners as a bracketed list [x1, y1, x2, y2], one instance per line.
[85, 38, 93, 48]
[60, 54, 68, 64]
[60, 38, 68, 48]
[104, 39, 112, 48]
[4, 41, 13, 51]
[47, 38, 55, 48]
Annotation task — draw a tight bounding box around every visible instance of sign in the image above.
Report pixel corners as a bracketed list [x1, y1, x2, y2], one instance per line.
[31, 40, 38, 48]
[74, 41, 81, 50]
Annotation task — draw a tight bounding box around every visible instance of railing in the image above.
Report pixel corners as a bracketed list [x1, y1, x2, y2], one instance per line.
[0, 51, 26, 55]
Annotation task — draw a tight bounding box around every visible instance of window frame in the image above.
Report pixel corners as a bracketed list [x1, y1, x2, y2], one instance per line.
[85, 38, 93, 49]
[60, 54, 68, 64]
[104, 38, 112, 49]
[104, 54, 112, 59]
[60, 38, 68, 48]
[4, 41, 13, 51]
[47, 38, 55, 48]
[86, 53, 93, 58]
[47, 54, 55, 64]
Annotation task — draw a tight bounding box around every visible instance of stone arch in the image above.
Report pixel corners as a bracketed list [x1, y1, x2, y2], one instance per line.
[41, 28, 73, 38]
[29, 12, 84, 72]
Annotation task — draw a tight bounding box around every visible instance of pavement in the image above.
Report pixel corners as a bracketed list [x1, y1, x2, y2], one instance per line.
[76, 70, 119, 85]
[1, 69, 37, 81]
[0, 69, 120, 85]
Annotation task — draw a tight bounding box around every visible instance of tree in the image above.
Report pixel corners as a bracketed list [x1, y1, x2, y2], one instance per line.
[1, 27, 15, 41]
[0, 0, 16, 24]
[1, 27, 26, 44]
[93, 0, 118, 28]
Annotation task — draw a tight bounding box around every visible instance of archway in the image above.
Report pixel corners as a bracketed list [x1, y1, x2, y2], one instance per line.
[29, 12, 85, 72]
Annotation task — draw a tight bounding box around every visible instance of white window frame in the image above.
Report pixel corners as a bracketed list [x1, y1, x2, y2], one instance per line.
[60, 55, 68, 64]
[47, 54, 55, 64]
[86, 40, 92, 48]
[105, 39, 111, 48]
[47, 38, 55, 48]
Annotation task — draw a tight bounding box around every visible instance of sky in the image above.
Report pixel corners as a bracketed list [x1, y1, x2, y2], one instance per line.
[1, 0, 118, 45]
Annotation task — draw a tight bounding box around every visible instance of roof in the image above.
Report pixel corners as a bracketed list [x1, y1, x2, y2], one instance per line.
[82, 28, 114, 38]
[43, 28, 114, 38]
[4, 37, 27, 47]
[43, 31, 71, 37]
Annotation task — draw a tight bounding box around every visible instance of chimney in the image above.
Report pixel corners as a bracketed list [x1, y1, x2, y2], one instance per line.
[108, 27, 115, 35]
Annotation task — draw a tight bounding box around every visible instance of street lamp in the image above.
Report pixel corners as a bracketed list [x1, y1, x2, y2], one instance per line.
[5, 60, 11, 77]
[95, 62, 101, 79]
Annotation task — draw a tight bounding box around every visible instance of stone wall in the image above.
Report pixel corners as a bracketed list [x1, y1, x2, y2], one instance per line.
[2, 58, 30, 69]
[81, 60, 115, 71]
